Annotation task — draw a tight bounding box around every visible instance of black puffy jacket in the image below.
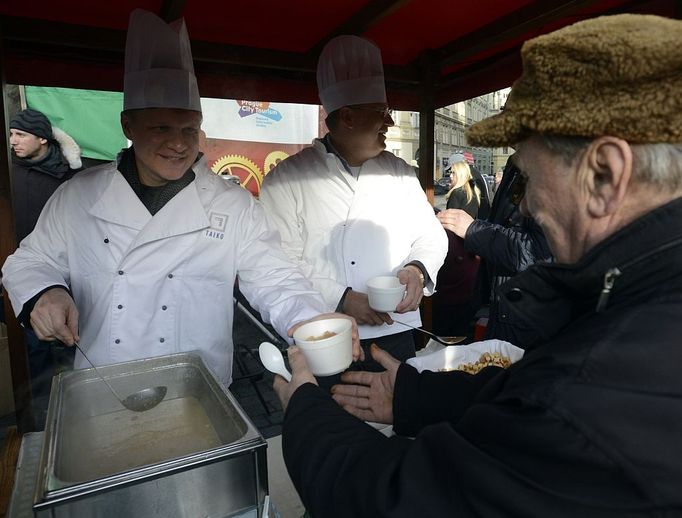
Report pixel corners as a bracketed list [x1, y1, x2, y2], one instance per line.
[464, 159, 553, 344]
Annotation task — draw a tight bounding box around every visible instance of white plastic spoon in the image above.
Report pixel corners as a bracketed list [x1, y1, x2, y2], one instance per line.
[258, 341, 292, 382]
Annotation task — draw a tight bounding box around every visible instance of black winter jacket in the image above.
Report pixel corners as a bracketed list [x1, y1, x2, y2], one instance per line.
[464, 160, 553, 344]
[10, 130, 81, 243]
[282, 197, 682, 518]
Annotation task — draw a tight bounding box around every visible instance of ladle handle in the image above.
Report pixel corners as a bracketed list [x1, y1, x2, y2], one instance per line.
[391, 319, 442, 342]
[73, 342, 125, 402]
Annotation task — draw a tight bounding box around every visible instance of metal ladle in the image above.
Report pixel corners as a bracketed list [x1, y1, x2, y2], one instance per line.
[73, 342, 167, 412]
[391, 319, 467, 345]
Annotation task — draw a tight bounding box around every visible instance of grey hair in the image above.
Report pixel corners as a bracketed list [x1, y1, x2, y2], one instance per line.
[540, 135, 682, 191]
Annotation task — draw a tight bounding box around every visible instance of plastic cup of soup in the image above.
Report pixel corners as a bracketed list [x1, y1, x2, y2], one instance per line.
[366, 276, 406, 312]
[293, 318, 353, 376]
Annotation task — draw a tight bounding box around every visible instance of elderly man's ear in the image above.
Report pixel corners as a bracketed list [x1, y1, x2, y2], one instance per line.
[583, 137, 633, 218]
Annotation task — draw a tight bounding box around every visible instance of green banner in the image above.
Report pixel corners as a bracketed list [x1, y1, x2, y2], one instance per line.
[25, 86, 127, 161]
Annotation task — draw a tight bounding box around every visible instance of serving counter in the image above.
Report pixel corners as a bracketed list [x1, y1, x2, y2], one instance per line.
[6, 352, 305, 518]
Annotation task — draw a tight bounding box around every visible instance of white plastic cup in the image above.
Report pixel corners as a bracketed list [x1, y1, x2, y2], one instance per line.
[293, 318, 353, 376]
[366, 276, 406, 312]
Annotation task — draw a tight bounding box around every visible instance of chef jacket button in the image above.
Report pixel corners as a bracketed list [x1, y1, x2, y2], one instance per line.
[117, 304, 123, 309]
[159, 338, 165, 343]
[508, 288, 523, 302]
[115, 339, 121, 344]
[501, 314, 507, 320]
[104, 238, 109, 244]
[118, 270, 124, 275]
[167, 273, 174, 279]
[162, 305, 168, 311]
[350, 261, 355, 265]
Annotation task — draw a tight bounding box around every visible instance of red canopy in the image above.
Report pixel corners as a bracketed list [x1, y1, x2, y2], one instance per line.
[1, 0, 679, 109]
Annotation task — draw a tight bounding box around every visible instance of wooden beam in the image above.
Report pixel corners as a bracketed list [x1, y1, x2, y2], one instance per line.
[159, 0, 188, 22]
[415, 49, 438, 341]
[307, 0, 410, 56]
[432, 0, 601, 71]
[0, 38, 35, 433]
[417, 50, 437, 200]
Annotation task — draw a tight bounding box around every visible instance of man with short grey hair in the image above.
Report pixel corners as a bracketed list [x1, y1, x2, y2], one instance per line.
[272, 14, 682, 517]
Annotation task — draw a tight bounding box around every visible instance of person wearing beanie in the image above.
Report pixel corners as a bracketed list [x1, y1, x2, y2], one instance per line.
[274, 14, 682, 517]
[260, 35, 447, 388]
[2, 9, 358, 394]
[7, 108, 82, 405]
[9, 108, 82, 243]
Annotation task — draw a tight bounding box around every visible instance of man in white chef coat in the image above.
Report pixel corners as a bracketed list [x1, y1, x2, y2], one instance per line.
[260, 35, 447, 384]
[1, 9, 358, 387]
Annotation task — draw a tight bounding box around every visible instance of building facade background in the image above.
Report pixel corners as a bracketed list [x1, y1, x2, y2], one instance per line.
[386, 88, 513, 179]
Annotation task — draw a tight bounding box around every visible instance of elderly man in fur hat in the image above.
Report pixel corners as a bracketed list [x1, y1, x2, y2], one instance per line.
[273, 14, 682, 517]
[2, 9, 359, 391]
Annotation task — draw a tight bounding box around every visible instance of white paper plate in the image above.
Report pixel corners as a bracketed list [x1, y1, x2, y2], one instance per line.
[407, 339, 524, 373]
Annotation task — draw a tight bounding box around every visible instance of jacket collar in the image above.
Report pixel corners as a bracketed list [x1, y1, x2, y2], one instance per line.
[500, 197, 682, 349]
[88, 157, 211, 246]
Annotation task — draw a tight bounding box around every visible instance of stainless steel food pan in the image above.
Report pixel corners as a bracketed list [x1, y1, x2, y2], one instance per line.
[34, 351, 268, 517]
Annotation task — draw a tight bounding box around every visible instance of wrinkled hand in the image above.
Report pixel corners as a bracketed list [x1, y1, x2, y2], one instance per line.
[288, 312, 364, 362]
[437, 208, 474, 238]
[343, 290, 392, 327]
[30, 287, 79, 344]
[395, 266, 423, 313]
[331, 344, 400, 424]
[273, 346, 317, 411]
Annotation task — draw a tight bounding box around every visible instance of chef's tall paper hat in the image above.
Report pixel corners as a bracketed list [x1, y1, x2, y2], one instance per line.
[123, 9, 201, 112]
[317, 35, 387, 115]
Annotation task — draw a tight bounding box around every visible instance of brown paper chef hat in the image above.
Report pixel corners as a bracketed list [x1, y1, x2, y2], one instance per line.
[123, 9, 201, 112]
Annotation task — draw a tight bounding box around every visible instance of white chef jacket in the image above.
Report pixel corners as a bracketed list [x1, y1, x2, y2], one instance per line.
[2, 157, 327, 386]
[260, 138, 447, 340]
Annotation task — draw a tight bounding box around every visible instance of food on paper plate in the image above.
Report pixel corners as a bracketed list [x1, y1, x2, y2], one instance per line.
[440, 351, 512, 374]
[306, 331, 338, 341]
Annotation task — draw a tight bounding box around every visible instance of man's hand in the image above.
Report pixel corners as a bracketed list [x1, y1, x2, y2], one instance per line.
[288, 312, 364, 362]
[30, 288, 79, 344]
[331, 344, 400, 424]
[342, 290, 393, 327]
[395, 266, 423, 313]
[437, 208, 474, 238]
[273, 346, 317, 411]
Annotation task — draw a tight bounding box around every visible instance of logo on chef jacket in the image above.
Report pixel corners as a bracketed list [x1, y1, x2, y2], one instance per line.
[205, 212, 228, 240]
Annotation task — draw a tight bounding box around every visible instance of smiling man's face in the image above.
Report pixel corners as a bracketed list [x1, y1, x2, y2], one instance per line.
[121, 108, 202, 186]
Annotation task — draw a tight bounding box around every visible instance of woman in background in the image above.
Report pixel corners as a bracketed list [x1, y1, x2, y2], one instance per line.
[445, 158, 481, 215]
[433, 156, 481, 339]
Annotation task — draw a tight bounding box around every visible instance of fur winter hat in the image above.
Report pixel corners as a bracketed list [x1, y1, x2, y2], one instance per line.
[467, 14, 682, 147]
[10, 109, 54, 140]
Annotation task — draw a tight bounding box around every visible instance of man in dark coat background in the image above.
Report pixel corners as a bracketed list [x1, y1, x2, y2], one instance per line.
[272, 14, 682, 517]
[438, 154, 553, 345]
[5, 108, 82, 415]
[9, 108, 82, 243]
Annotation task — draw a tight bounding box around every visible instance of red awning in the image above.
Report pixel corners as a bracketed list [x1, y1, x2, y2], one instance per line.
[1, 0, 679, 109]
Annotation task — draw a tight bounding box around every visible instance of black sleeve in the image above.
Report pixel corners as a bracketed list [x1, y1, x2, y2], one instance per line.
[281, 376, 635, 518]
[464, 217, 552, 275]
[392, 362, 503, 436]
[17, 285, 71, 327]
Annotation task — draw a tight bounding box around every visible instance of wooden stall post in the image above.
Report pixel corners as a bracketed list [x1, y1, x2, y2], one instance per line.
[0, 41, 35, 433]
[416, 50, 438, 339]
